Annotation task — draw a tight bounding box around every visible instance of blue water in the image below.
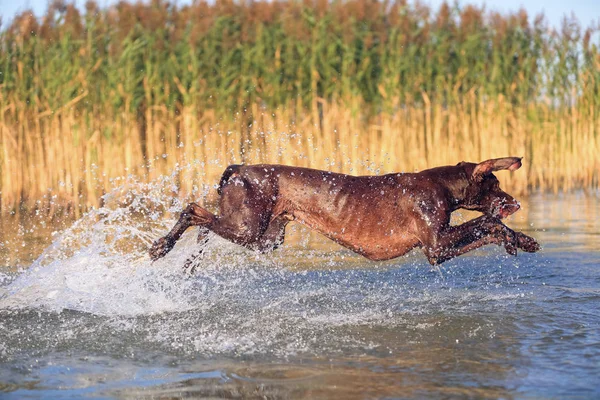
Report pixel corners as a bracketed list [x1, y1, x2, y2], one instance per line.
[0, 192, 599, 399]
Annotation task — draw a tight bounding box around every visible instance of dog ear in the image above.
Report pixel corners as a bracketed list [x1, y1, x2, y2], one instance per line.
[472, 157, 522, 181]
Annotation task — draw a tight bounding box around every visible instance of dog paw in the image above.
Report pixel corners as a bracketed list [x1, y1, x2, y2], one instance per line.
[516, 232, 541, 253]
[149, 236, 175, 261]
[488, 224, 518, 256]
[504, 240, 518, 256]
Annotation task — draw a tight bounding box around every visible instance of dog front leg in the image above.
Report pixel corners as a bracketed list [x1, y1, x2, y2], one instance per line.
[422, 215, 538, 265]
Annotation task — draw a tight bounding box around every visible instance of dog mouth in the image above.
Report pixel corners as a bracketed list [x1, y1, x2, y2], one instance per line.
[495, 202, 520, 219]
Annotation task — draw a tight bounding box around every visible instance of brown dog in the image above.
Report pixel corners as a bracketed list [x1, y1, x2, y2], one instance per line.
[150, 157, 540, 267]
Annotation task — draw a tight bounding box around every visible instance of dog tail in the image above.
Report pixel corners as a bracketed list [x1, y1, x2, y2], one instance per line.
[217, 164, 243, 195]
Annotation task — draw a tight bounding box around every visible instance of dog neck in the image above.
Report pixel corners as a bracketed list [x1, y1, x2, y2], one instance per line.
[432, 164, 474, 210]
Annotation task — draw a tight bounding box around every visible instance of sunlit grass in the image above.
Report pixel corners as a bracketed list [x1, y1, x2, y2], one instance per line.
[0, 0, 598, 215]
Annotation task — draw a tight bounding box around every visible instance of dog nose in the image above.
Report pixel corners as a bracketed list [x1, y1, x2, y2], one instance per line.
[496, 199, 520, 218]
[503, 201, 520, 217]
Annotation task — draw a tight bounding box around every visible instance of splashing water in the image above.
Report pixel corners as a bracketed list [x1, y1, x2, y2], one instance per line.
[1, 170, 599, 398]
[1, 173, 193, 315]
[0, 168, 525, 350]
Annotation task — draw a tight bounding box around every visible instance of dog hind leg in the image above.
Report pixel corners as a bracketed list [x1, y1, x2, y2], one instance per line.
[149, 203, 215, 261]
[150, 176, 282, 262]
[254, 216, 290, 253]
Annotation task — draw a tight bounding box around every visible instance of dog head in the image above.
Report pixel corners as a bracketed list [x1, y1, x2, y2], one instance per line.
[459, 157, 523, 219]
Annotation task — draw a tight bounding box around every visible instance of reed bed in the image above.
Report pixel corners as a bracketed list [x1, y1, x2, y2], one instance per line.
[0, 0, 598, 215]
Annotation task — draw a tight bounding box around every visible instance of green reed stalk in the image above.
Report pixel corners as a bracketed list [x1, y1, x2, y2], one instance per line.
[0, 0, 598, 214]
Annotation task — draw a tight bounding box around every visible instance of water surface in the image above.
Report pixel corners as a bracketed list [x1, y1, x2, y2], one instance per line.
[0, 187, 599, 399]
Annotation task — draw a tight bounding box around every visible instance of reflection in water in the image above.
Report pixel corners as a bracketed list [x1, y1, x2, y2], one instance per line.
[0, 190, 599, 399]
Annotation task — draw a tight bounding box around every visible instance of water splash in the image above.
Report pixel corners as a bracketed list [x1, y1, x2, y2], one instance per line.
[0, 167, 537, 359]
[0, 170, 208, 315]
[1, 187, 598, 399]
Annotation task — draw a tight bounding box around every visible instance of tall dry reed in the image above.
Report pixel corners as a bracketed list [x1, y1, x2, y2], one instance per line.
[0, 0, 598, 215]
